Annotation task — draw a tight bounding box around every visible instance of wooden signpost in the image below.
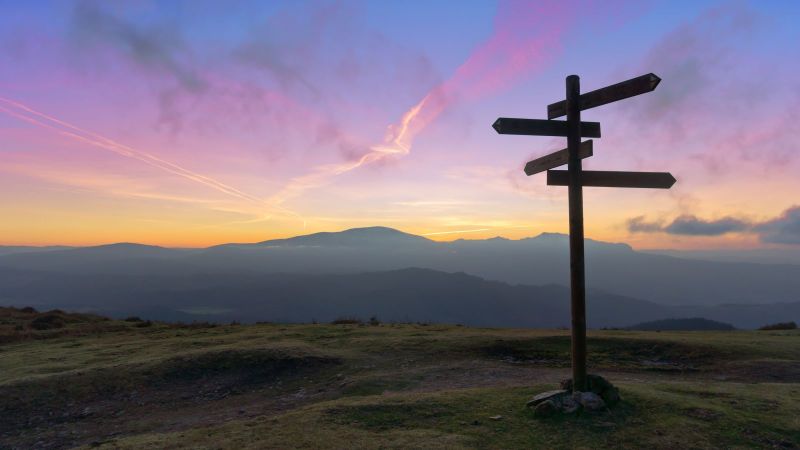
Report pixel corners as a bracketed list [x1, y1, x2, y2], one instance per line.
[492, 73, 672, 392]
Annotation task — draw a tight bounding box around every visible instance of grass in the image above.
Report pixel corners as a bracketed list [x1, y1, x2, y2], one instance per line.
[78, 383, 800, 449]
[0, 315, 798, 449]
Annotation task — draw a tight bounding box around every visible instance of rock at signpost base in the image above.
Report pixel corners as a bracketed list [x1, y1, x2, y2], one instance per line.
[528, 390, 581, 416]
[533, 400, 558, 418]
[526, 389, 587, 415]
[560, 395, 580, 414]
[526, 389, 569, 408]
[573, 391, 606, 411]
[529, 375, 619, 417]
[560, 374, 621, 407]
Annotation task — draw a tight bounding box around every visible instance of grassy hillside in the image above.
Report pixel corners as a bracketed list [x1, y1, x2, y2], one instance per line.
[1, 309, 798, 449]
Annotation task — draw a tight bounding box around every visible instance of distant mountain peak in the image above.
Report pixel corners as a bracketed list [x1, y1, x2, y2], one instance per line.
[85, 242, 166, 250]
[522, 232, 632, 251]
[65, 242, 178, 258]
[532, 232, 569, 240]
[255, 226, 431, 247]
[338, 226, 419, 237]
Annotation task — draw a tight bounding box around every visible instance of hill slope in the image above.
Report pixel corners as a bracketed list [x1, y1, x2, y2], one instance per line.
[0, 267, 796, 329]
[1, 316, 797, 449]
[1, 227, 798, 306]
[626, 317, 736, 331]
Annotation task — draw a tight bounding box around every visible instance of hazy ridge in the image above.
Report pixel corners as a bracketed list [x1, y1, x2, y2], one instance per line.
[1, 227, 798, 329]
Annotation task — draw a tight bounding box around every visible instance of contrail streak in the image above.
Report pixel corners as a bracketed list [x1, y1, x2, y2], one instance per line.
[267, 1, 571, 206]
[267, 94, 429, 206]
[0, 97, 300, 220]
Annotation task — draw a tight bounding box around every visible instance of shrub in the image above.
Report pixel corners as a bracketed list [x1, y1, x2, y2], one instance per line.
[331, 317, 362, 325]
[368, 315, 381, 326]
[30, 314, 66, 330]
[135, 320, 153, 328]
[20, 306, 37, 314]
[758, 321, 797, 331]
[177, 321, 217, 329]
[124, 316, 143, 322]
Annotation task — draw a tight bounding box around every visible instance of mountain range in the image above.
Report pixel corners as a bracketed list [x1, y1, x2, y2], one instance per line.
[1, 227, 798, 328]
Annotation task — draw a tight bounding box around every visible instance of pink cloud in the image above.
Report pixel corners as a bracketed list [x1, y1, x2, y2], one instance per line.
[269, 0, 576, 205]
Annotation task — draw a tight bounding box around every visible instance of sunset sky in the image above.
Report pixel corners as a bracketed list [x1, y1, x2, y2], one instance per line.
[1, 0, 799, 249]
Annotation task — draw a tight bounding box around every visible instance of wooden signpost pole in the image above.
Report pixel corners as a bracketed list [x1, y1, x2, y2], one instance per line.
[493, 72, 669, 395]
[565, 75, 587, 392]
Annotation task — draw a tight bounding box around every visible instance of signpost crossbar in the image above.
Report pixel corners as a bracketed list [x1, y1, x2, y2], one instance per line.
[493, 118, 600, 137]
[547, 170, 676, 189]
[547, 73, 661, 119]
[524, 140, 593, 176]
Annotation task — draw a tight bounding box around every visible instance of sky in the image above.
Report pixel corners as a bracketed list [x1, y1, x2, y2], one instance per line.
[1, 0, 799, 249]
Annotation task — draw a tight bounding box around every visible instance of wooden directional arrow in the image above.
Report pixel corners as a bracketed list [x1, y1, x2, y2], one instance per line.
[492, 118, 601, 137]
[547, 73, 661, 119]
[524, 140, 593, 176]
[547, 170, 676, 189]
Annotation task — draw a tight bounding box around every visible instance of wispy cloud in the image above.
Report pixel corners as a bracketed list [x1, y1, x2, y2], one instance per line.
[267, 0, 575, 206]
[627, 214, 750, 236]
[628, 206, 800, 244]
[664, 215, 750, 236]
[755, 206, 800, 245]
[627, 216, 666, 233]
[70, 1, 207, 132]
[0, 96, 300, 222]
[72, 1, 204, 92]
[393, 200, 475, 208]
[616, 2, 800, 178]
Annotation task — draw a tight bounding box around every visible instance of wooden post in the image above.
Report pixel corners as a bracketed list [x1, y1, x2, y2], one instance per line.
[566, 75, 588, 392]
[497, 72, 669, 396]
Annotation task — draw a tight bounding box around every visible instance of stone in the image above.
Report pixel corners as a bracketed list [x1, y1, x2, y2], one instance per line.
[561, 374, 614, 394]
[533, 400, 558, 418]
[489, 415, 503, 420]
[532, 378, 619, 417]
[560, 395, 581, 414]
[574, 391, 606, 411]
[560, 374, 621, 407]
[526, 389, 569, 408]
[590, 374, 614, 393]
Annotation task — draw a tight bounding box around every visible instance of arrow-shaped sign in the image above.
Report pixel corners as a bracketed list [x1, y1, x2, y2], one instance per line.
[492, 118, 601, 137]
[546, 170, 676, 189]
[524, 140, 593, 176]
[547, 73, 661, 119]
